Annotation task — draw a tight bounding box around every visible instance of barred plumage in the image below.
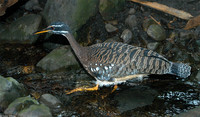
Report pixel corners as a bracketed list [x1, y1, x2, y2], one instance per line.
[82, 42, 191, 85]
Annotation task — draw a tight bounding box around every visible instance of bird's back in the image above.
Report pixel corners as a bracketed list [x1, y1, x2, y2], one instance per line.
[84, 42, 172, 81]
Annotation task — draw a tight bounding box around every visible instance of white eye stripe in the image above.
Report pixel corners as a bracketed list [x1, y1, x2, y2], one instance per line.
[51, 24, 64, 27]
[53, 31, 69, 33]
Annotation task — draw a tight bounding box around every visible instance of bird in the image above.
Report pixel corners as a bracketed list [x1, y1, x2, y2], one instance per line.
[34, 22, 191, 94]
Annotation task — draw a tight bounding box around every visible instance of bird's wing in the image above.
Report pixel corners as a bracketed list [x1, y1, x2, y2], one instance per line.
[86, 42, 171, 81]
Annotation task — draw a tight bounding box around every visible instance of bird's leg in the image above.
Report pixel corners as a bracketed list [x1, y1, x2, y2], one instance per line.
[111, 85, 118, 93]
[65, 84, 99, 95]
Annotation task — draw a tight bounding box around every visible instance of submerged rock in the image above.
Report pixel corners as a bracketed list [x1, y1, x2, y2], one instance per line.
[0, 76, 27, 111]
[4, 96, 39, 115]
[42, 0, 98, 32]
[121, 29, 133, 44]
[37, 46, 80, 71]
[176, 106, 200, 117]
[17, 104, 52, 117]
[0, 14, 42, 44]
[99, 0, 125, 20]
[147, 24, 166, 41]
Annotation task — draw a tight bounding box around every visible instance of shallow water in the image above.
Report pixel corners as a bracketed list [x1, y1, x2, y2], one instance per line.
[0, 44, 199, 116]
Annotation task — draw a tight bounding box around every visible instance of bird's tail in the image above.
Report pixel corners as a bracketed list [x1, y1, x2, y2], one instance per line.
[169, 62, 191, 78]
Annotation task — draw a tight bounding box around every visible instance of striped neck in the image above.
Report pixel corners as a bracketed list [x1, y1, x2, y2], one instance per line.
[62, 33, 86, 62]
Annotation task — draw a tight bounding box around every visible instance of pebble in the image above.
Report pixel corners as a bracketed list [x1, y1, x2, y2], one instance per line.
[121, 29, 133, 44]
[125, 15, 137, 29]
[105, 23, 118, 33]
[147, 24, 166, 41]
[40, 94, 62, 109]
[147, 42, 159, 51]
[128, 8, 136, 14]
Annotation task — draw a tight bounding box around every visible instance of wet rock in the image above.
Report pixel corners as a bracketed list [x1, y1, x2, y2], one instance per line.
[17, 104, 52, 117]
[147, 42, 159, 51]
[115, 86, 158, 113]
[42, 0, 98, 32]
[99, 0, 125, 20]
[0, 14, 42, 44]
[143, 18, 157, 31]
[105, 23, 118, 33]
[37, 46, 80, 71]
[176, 106, 200, 117]
[147, 24, 166, 41]
[0, 76, 27, 111]
[125, 15, 137, 29]
[128, 8, 136, 15]
[4, 96, 39, 115]
[195, 70, 200, 82]
[120, 29, 133, 44]
[25, 0, 43, 12]
[40, 94, 62, 110]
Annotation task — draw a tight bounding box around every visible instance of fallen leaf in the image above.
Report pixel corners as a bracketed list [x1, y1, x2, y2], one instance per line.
[130, 0, 193, 20]
[184, 15, 200, 30]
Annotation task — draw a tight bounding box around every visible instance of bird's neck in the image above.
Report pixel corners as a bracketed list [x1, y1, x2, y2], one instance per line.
[62, 33, 87, 62]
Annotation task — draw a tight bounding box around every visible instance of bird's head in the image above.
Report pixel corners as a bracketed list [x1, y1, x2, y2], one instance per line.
[34, 22, 71, 35]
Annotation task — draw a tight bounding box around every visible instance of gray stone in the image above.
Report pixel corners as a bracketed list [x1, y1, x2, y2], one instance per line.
[120, 29, 133, 44]
[147, 42, 159, 51]
[99, 0, 125, 20]
[125, 15, 137, 29]
[42, 0, 98, 33]
[4, 96, 39, 115]
[147, 24, 166, 41]
[40, 94, 61, 109]
[105, 23, 118, 33]
[115, 86, 158, 113]
[17, 104, 52, 117]
[128, 8, 136, 15]
[25, 0, 43, 12]
[0, 14, 42, 44]
[36, 46, 80, 71]
[0, 76, 27, 110]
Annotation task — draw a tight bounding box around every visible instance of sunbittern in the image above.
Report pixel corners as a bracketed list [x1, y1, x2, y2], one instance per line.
[35, 22, 191, 94]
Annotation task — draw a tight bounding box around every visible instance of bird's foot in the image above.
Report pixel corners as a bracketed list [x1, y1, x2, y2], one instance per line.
[65, 84, 99, 95]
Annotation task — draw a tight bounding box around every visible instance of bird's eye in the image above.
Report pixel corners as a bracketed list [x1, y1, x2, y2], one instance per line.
[49, 26, 54, 30]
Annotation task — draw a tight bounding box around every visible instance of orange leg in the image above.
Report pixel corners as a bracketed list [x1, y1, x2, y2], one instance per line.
[111, 85, 118, 93]
[65, 84, 99, 95]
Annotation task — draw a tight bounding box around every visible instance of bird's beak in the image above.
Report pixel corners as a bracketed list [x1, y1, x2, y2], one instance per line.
[34, 28, 52, 35]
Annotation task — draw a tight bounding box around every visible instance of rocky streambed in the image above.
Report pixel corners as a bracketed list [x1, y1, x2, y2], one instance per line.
[0, 0, 200, 117]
